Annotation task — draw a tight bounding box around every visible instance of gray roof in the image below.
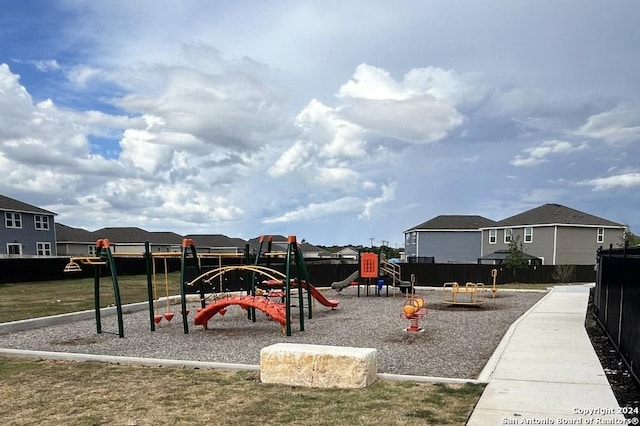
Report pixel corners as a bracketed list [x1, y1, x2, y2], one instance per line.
[92, 227, 184, 244]
[246, 235, 325, 254]
[406, 215, 497, 231]
[493, 203, 624, 227]
[186, 234, 247, 248]
[478, 249, 541, 261]
[0, 194, 56, 215]
[55, 223, 95, 242]
[478, 250, 543, 265]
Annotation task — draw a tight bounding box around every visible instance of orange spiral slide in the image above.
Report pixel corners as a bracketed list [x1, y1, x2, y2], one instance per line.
[193, 296, 287, 329]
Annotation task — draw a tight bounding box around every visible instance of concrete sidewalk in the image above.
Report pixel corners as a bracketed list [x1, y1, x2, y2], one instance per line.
[468, 286, 628, 425]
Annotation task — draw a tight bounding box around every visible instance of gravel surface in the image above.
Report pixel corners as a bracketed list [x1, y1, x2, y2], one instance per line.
[0, 287, 545, 379]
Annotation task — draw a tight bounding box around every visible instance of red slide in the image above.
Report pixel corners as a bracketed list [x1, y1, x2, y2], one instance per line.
[262, 279, 339, 309]
[298, 281, 340, 308]
[193, 296, 286, 329]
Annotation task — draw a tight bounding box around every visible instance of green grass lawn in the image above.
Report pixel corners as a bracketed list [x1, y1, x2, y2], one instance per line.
[0, 274, 490, 424]
[0, 274, 488, 425]
[0, 356, 484, 425]
[0, 274, 174, 323]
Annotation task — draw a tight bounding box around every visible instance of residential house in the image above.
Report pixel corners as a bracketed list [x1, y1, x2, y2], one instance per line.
[247, 235, 329, 259]
[0, 194, 57, 256]
[336, 246, 358, 260]
[404, 215, 498, 263]
[55, 223, 97, 256]
[480, 203, 626, 265]
[92, 227, 185, 253]
[477, 249, 543, 266]
[57, 225, 185, 256]
[185, 234, 247, 254]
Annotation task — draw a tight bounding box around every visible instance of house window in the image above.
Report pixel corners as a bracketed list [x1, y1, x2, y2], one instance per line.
[7, 243, 22, 255]
[489, 229, 497, 244]
[405, 232, 416, 244]
[34, 215, 50, 230]
[88, 245, 97, 256]
[36, 242, 52, 256]
[504, 228, 513, 243]
[524, 227, 533, 243]
[597, 228, 604, 243]
[5, 212, 22, 228]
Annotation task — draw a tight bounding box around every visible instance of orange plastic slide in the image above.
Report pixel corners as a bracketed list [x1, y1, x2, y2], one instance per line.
[262, 279, 339, 309]
[193, 296, 286, 329]
[299, 281, 339, 308]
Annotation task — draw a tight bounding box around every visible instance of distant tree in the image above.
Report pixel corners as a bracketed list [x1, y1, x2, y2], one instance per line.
[621, 227, 640, 247]
[552, 264, 576, 283]
[504, 237, 527, 282]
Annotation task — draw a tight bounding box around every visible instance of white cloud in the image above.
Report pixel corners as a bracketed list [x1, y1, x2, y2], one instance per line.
[0, 61, 253, 231]
[336, 64, 468, 144]
[268, 139, 313, 177]
[579, 172, 640, 191]
[267, 63, 476, 210]
[338, 64, 405, 101]
[511, 140, 588, 167]
[33, 59, 60, 72]
[518, 188, 568, 204]
[358, 183, 395, 220]
[66, 65, 105, 87]
[262, 196, 361, 224]
[2, 2, 640, 245]
[296, 99, 367, 159]
[575, 109, 640, 146]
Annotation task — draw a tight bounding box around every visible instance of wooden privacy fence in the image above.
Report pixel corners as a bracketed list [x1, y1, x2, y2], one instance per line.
[593, 244, 640, 385]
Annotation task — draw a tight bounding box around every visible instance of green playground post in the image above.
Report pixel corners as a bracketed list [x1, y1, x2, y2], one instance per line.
[144, 241, 155, 332]
[294, 246, 313, 320]
[92, 239, 124, 338]
[93, 264, 102, 334]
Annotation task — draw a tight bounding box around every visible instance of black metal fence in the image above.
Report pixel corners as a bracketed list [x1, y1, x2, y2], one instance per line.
[1, 256, 596, 288]
[593, 244, 640, 384]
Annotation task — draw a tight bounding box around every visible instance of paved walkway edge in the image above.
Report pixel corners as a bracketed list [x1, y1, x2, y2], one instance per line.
[476, 289, 553, 382]
[467, 285, 627, 425]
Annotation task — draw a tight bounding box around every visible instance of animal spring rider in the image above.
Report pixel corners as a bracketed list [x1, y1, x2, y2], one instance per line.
[402, 296, 427, 332]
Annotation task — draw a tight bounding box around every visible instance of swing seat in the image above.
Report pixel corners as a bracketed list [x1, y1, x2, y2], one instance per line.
[63, 261, 82, 272]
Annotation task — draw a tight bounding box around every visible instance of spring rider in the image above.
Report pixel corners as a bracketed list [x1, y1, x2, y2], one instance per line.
[402, 296, 427, 332]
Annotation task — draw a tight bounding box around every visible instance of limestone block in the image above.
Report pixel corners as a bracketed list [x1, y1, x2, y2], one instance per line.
[260, 343, 377, 388]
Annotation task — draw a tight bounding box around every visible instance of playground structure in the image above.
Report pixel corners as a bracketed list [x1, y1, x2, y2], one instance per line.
[64, 238, 208, 338]
[490, 268, 498, 298]
[440, 268, 499, 306]
[331, 249, 414, 297]
[64, 235, 338, 337]
[401, 295, 427, 332]
[441, 281, 486, 305]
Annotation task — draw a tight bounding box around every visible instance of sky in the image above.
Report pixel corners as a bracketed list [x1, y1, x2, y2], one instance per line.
[1, 1, 639, 248]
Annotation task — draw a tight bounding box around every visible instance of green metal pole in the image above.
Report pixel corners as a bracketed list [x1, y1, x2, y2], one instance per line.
[103, 244, 124, 338]
[284, 237, 293, 336]
[180, 239, 190, 334]
[144, 242, 155, 332]
[189, 243, 204, 309]
[294, 246, 310, 323]
[93, 255, 102, 334]
[250, 237, 266, 322]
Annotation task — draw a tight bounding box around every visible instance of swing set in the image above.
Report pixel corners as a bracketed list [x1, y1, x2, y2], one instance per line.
[63, 235, 333, 338]
[63, 238, 211, 338]
[152, 256, 177, 324]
